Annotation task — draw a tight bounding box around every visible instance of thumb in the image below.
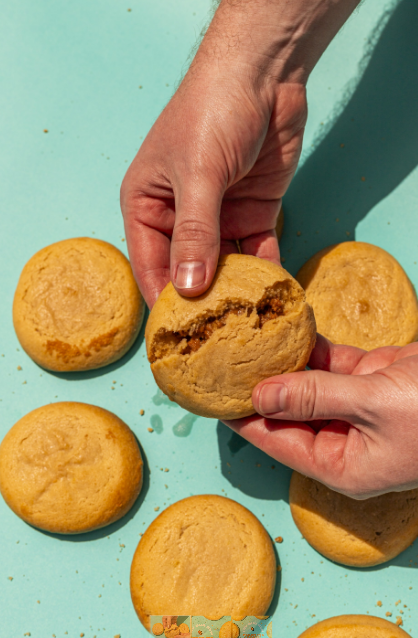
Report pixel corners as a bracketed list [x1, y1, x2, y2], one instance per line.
[252, 369, 377, 424]
[170, 176, 222, 297]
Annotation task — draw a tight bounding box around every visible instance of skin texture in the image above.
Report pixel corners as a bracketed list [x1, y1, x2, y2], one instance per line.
[120, 0, 418, 497]
[297, 614, 411, 637]
[130, 495, 276, 630]
[226, 336, 418, 499]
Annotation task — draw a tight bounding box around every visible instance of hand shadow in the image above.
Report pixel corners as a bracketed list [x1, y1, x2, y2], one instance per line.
[282, 0, 418, 274]
[217, 421, 291, 502]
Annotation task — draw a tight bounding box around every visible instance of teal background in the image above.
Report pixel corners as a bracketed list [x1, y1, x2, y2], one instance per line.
[1, 0, 418, 636]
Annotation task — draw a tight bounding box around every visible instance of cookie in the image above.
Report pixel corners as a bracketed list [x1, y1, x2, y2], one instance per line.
[266, 622, 272, 638]
[179, 624, 190, 634]
[153, 624, 164, 636]
[13, 237, 144, 371]
[165, 624, 181, 638]
[0, 402, 143, 534]
[219, 622, 240, 638]
[298, 614, 411, 637]
[146, 254, 316, 420]
[130, 495, 276, 629]
[296, 241, 418, 349]
[289, 472, 418, 567]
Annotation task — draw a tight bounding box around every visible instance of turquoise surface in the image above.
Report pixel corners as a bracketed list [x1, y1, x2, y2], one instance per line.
[1, 0, 418, 636]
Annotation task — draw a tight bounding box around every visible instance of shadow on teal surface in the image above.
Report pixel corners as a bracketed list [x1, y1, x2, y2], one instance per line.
[38, 436, 150, 542]
[46, 307, 148, 381]
[217, 421, 291, 502]
[283, 0, 418, 272]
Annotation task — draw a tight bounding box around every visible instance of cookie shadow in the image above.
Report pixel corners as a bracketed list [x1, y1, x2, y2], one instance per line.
[37, 436, 150, 542]
[281, 0, 418, 274]
[216, 421, 291, 502]
[44, 307, 148, 381]
[267, 542, 282, 617]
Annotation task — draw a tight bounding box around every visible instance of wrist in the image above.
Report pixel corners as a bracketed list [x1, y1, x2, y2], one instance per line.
[195, 0, 361, 87]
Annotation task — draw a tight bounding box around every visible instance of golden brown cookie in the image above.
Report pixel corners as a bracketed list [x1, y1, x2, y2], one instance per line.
[13, 237, 144, 371]
[146, 254, 316, 420]
[219, 622, 240, 638]
[297, 614, 411, 637]
[153, 624, 164, 636]
[0, 402, 143, 534]
[165, 624, 180, 638]
[266, 621, 272, 638]
[289, 472, 418, 567]
[296, 241, 418, 349]
[179, 624, 190, 634]
[130, 495, 276, 630]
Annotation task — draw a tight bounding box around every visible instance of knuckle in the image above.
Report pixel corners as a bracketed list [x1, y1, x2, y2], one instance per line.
[290, 377, 318, 421]
[173, 217, 218, 248]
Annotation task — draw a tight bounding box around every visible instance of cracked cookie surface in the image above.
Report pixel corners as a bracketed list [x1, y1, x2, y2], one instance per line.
[0, 402, 143, 533]
[146, 254, 316, 420]
[13, 237, 144, 371]
[298, 614, 411, 637]
[130, 495, 276, 630]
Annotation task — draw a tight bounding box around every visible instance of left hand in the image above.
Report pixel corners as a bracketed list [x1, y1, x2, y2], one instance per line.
[224, 335, 418, 499]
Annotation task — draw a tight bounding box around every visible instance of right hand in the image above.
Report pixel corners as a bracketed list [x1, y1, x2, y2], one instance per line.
[163, 616, 178, 630]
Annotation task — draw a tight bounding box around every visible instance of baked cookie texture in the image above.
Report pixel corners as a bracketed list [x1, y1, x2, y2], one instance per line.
[296, 241, 418, 350]
[146, 254, 316, 420]
[298, 614, 411, 637]
[289, 472, 418, 567]
[152, 623, 164, 636]
[130, 495, 276, 630]
[13, 237, 144, 371]
[0, 402, 143, 534]
[219, 621, 240, 638]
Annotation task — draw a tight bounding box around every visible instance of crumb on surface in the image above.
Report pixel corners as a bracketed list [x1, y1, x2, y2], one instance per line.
[396, 618, 403, 626]
[147, 427, 154, 432]
[139, 409, 144, 415]
[377, 601, 382, 606]
[154, 506, 160, 511]
[275, 536, 283, 543]
[385, 612, 392, 617]
[277, 566, 282, 571]
[164, 468, 169, 472]
[17, 365, 22, 370]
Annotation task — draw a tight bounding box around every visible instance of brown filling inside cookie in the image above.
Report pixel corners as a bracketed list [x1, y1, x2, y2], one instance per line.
[150, 282, 298, 363]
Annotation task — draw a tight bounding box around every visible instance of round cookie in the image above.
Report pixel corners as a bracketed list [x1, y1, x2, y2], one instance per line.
[289, 472, 418, 567]
[146, 254, 316, 420]
[0, 402, 143, 534]
[219, 622, 240, 638]
[153, 624, 164, 636]
[296, 241, 418, 349]
[130, 495, 276, 629]
[13, 237, 144, 371]
[297, 614, 411, 637]
[179, 624, 190, 634]
[266, 622, 272, 638]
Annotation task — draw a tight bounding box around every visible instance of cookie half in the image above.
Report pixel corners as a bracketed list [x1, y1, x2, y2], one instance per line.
[298, 614, 411, 637]
[130, 495, 276, 629]
[0, 402, 143, 533]
[13, 237, 144, 371]
[289, 472, 418, 567]
[146, 254, 316, 419]
[296, 241, 418, 349]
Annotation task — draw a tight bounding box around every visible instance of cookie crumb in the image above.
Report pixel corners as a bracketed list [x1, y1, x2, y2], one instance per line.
[154, 506, 160, 511]
[377, 601, 382, 607]
[396, 618, 403, 626]
[43, 129, 48, 133]
[8, 576, 13, 580]
[139, 409, 144, 416]
[385, 612, 392, 617]
[17, 366, 22, 370]
[361, 176, 366, 181]
[164, 468, 169, 472]
[395, 600, 401, 606]
[277, 566, 282, 571]
[275, 536, 283, 543]
[147, 427, 154, 432]
[296, 231, 301, 236]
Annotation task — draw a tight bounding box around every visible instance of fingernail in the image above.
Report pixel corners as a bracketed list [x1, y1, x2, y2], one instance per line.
[175, 261, 206, 290]
[258, 384, 287, 415]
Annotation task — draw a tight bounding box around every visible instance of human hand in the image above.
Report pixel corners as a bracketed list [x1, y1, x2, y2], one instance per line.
[224, 335, 418, 499]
